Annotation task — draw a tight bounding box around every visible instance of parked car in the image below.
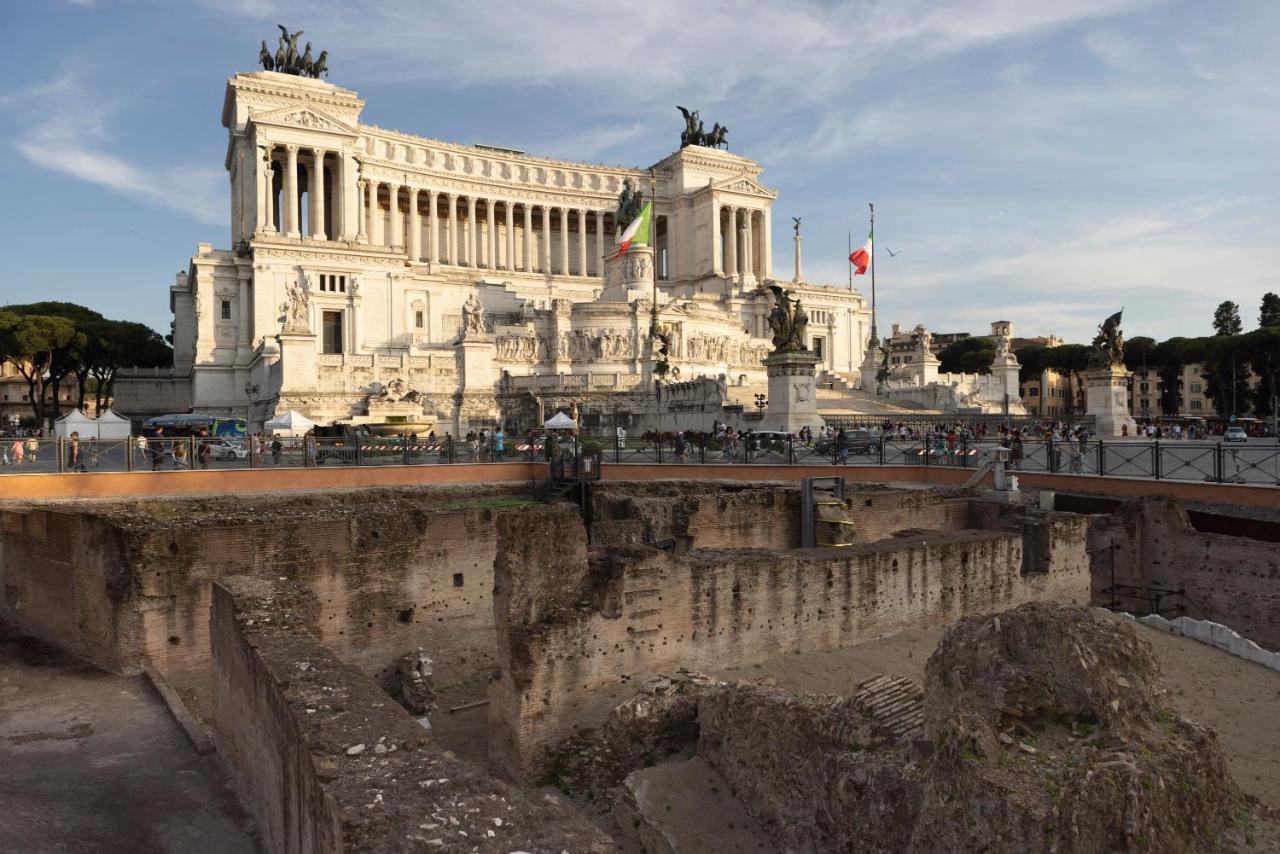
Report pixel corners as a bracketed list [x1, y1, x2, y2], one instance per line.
[816, 428, 879, 455]
[208, 439, 248, 460]
[1223, 426, 1248, 443]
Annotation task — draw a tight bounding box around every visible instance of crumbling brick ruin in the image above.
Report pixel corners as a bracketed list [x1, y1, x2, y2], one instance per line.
[2, 479, 1277, 851]
[489, 484, 1091, 778]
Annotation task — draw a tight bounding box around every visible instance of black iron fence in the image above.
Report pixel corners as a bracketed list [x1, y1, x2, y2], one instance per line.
[3, 433, 1279, 486]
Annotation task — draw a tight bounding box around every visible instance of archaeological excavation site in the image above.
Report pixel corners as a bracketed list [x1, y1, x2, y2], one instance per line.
[3, 474, 1280, 852]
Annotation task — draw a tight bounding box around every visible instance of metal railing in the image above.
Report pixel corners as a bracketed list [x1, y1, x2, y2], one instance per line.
[2, 432, 1278, 486]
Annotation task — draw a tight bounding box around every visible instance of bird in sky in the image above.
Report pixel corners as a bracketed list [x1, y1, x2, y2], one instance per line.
[885, 247, 902, 257]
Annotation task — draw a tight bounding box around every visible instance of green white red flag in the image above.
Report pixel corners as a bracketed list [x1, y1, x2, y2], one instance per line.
[849, 228, 872, 275]
[613, 201, 652, 259]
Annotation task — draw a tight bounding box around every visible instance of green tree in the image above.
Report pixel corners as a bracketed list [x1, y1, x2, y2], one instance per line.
[1014, 344, 1045, 383]
[1259, 292, 1280, 328]
[1123, 336, 1158, 372]
[938, 337, 996, 374]
[1212, 300, 1242, 336]
[1036, 344, 1091, 413]
[1244, 326, 1280, 418]
[91, 320, 172, 412]
[0, 311, 78, 425]
[1153, 337, 1208, 416]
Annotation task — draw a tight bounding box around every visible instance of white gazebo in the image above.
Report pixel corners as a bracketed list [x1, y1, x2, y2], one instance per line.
[52, 409, 97, 439]
[264, 409, 316, 437]
[542, 411, 577, 430]
[93, 409, 133, 440]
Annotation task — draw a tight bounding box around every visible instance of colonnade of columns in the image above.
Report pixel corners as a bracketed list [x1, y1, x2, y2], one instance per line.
[259, 143, 354, 241]
[714, 204, 770, 282]
[356, 181, 613, 277]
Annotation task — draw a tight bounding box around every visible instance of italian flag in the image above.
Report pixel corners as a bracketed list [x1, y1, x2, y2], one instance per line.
[613, 201, 652, 259]
[849, 228, 872, 275]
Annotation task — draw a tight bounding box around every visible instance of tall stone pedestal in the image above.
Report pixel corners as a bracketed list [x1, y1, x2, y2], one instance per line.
[277, 331, 318, 392]
[454, 335, 500, 432]
[1085, 365, 1137, 437]
[764, 350, 823, 434]
[599, 244, 655, 303]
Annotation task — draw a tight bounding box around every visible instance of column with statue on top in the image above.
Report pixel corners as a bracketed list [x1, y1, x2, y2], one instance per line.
[762, 283, 823, 434]
[599, 177, 654, 304]
[1084, 309, 1137, 437]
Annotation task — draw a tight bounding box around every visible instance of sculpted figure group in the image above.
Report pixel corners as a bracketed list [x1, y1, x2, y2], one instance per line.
[1089, 309, 1126, 369]
[767, 284, 809, 353]
[260, 26, 329, 78]
[677, 106, 729, 149]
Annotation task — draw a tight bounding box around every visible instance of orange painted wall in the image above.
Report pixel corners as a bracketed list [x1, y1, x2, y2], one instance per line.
[0, 462, 540, 501]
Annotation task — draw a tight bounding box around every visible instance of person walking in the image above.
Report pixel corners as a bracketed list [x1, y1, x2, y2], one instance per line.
[196, 429, 212, 470]
[150, 428, 166, 471]
[493, 426, 505, 460]
[67, 431, 83, 472]
[270, 435, 283, 465]
[10, 436, 23, 465]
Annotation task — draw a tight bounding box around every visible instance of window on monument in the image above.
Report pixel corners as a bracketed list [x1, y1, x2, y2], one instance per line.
[414, 310, 424, 329]
[1191, 383, 1202, 393]
[221, 300, 231, 320]
[1191, 400, 1202, 411]
[813, 337, 824, 360]
[322, 310, 343, 354]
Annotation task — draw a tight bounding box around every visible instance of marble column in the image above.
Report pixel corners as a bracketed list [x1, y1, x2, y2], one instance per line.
[541, 206, 551, 273]
[559, 208, 570, 275]
[712, 203, 723, 274]
[367, 180, 381, 246]
[486, 199, 497, 269]
[355, 179, 367, 242]
[725, 206, 738, 276]
[409, 187, 421, 262]
[577, 209, 588, 276]
[762, 207, 772, 278]
[237, 271, 250, 349]
[311, 149, 327, 240]
[741, 209, 753, 279]
[428, 190, 439, 265]
[263, 153, 277, 233]
[466, 197, 477, 266]
[523, 205, 534, 272]
[504, 201, 515, 270]
[447, 193, 458, 264]
[595, 211, 605, 277]
[389, 184, 403, 250]
[284, 144, 300, 238]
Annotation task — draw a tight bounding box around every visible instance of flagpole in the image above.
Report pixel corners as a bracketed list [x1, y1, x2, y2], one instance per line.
[869, 202, 877, 344]
[847, 230, 853, 291]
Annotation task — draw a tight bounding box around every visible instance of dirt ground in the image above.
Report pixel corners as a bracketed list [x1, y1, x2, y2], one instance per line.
[0, 622, 259, 854]
[718, 611, 1280, 812]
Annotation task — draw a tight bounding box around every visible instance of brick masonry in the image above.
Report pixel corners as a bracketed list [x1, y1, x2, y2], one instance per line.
[489, 499, 1090, 778]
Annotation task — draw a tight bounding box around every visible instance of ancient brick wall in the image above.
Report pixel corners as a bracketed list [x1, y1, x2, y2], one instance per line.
[1089, 498, 1280, 648]
[840, 490, 974, 543]
[210, 575, 611, 854]
[589, 482, 800, 550]
[491, 506, 1089, 778]
[1, 486, 525, 721]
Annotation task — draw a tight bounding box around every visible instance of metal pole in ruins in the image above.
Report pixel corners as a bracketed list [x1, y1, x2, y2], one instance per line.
[869, 203, 878, 345]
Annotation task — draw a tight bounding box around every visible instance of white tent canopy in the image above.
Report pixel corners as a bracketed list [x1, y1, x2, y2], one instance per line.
[94, 409, 132, 440]
[52, 409, 96, 439]
[264, 409, 316, 436]
[542, 411, 577, 430]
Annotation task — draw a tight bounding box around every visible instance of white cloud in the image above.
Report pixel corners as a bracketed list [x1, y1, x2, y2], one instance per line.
[7, 75, 225, 224]
[1083, 30, 1144, 72]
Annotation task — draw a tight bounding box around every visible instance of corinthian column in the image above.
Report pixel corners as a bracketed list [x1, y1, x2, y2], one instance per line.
[523, 205, 533, 271]
[577, 209, 588, 276]
[428, 190, 439, 265]
[466, 196, 477, 266]
[504, 201, 515, 270]
[284, 144, 300, 238]
[712, 203, 722, 274]
[741, 209, 753, 280]
[356, 179, 367, 242]
[311, 149, 327, 240]
[725, 207, 738, 276]
[541, 206, 551, 272]
[447, 193, 458, 264]
[595, 210, 605, 277]
[559, 208, 570, 274]
[263, 151, 277, 233]
[409, 187, 421, 261]
[486, 199, 496, 269]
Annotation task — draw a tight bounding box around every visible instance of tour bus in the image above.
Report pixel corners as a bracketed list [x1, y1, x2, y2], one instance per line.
[142, 413, 247, 438]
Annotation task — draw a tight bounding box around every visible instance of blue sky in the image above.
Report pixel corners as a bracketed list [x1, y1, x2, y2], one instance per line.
[1, 0, 1277, 344]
